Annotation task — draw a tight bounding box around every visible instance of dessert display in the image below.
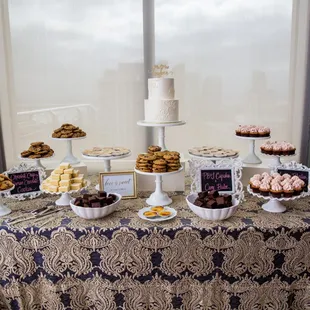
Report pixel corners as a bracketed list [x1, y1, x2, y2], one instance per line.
[73, 191, 118, 208]
[193, 190, 233, 209]
[0, 174, 14, 191]
[144, 65, 179, 123]
[41, 162, 86, 192]
[235, 125, 270, 137]
[143, 206, 172, 218]
[135, 146, 181, 173]
[260, 141, 296, 156]
[189, 146, 239, 158]
[20, 142, 54, 159]
[249, 172, 305, 198]
[82, 147, 130, 157]
[52, 123, 86, 139]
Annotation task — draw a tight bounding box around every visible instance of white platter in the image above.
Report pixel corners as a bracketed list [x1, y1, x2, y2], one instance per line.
[235, 135, 270, 140]
[189, 153, 239, 161]
[138, 206, 177, 222]
[51, 136, 86, 141]
[82, 152, 131, 161]
[134, 166, 183, 176]
[137, 120, 186, 127]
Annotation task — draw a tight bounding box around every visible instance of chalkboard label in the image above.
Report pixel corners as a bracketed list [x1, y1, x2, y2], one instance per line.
[200, 168, 234, 193]
[8, 171, 41, 195]
[277, 168, 309, 186]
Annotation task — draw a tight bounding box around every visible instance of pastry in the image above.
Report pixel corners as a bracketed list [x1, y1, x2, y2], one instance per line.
[143, 211, 158, 218]
[21, 142, 54, 159]
[270, 183, 283, 198]
[151, 206, 164, 212]
[194, 190, 233, 209]
[235, 125, 270, 137]
[82, 147, 130, 157]
[158, 210, 171, 217]
[52, 124, 86, 139]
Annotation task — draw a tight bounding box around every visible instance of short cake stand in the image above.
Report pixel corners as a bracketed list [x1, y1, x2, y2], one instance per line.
[261, 152, 296, 168]
[135, 167, 183, 206]
[247, 185, 308, 213]
[52, 136, 86, 164]
[18, 153, 55, 170]
[137, 121, 186, 150]
[236, 136, 270, 164]
[0, 185, 15, 216]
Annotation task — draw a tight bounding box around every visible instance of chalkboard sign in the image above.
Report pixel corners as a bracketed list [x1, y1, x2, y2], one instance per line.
[8, 170, 41, 196]
[200, 168, 234, 193]
[277, 168, 309, 186]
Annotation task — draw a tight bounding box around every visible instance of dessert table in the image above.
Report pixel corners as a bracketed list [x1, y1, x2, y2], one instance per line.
[0, 176, 310, 310]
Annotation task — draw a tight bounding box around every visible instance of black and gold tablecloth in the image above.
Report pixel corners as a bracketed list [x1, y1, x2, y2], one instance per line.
[1, 177, 310, 310]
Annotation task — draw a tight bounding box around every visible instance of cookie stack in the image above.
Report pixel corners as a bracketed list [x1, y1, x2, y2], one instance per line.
[21, 142, 54, 159]
[135, 146, 181, 173]
[0, 174, 14, 191]
[52, 123, 86, 139]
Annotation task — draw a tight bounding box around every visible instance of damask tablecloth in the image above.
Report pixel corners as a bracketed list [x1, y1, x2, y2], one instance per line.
[1, 178, 310, 310]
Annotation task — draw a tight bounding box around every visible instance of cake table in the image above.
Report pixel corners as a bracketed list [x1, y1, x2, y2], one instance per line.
[0, 185, 15, 216]
[247, 185, 308, 213]
[236, 136, 270, 164]
[18, 153, 55, 170]
[137, 121, 186, 151]
[134, 167, 183, 206]
[52, 136, 86, 164]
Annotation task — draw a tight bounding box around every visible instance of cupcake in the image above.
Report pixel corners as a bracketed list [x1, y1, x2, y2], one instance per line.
[261, 172, 270, 178]
[272, 172, 281, 178]
[263, 126, 271, 137]
[240, 127, 250, 137]
[283, 183, 294, 198]
[291, 176, 300, 182]
[259, 182, 270, 196]
[282, 173, 291, 179]
[250, 179, 261, 193]
[258, 126, 270, 137]
[270, 183, 283, 198]
[281, 179, 292, 187]
[273, 144, 282, 156]
[249, 127, 259, 137]
[292, 181, 302, 196]
[235, 125, 242, 136]
[281, 143, 291, 156]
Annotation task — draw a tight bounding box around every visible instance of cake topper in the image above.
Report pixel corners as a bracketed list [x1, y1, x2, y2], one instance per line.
[152, 64, 172, 78]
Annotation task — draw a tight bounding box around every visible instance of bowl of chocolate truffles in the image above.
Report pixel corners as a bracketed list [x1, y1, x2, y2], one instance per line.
[70, 191, 121, 219]
[186, 190, 239, 221]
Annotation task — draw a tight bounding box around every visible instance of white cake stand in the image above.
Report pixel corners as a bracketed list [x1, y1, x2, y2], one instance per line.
[134, 167, 183, 206]
[82, 152, 131, 172]
[40, 180, 90, 206]
[261, 153, 296, 168]
[0, 185, 15, 216]
[236, 136, 270, 164]
[189, 153, 239, 164]
[18, 153, 55, 169]
[247, 185, 308, 213]
[52, 136, 86, 164]
[137, 120, 186, 150]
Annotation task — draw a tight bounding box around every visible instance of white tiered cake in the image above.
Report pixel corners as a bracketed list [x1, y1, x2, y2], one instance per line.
[144, 66, 179, 123]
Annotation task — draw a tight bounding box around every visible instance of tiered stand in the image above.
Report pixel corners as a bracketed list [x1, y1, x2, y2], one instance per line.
[247, 185, 308, 213]
[0, 185, 15, 216]
[136, 120, 186, 206]
[52, 136, 86, 164]
[236, 136, 270, 164]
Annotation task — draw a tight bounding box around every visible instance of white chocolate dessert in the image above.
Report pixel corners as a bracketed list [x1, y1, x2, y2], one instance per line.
[144, 65, 179, 123]
[42, 162, 86, 192]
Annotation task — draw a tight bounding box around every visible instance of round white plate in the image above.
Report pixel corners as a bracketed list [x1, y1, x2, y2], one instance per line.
[137, 120, 186, 127]
[51, 136, 86, 141]
[82, 152, 131, 161]
[189, 153, 239, 160]
[134, 166, 183, 176]
[235, 135, 270, 140]
[18, 153, 55, 161]
[138, 206, 177, 222]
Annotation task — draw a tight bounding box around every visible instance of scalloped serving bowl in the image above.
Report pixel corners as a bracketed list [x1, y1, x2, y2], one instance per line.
[70, 193, 121, 220]
[186, 193, 239, 221]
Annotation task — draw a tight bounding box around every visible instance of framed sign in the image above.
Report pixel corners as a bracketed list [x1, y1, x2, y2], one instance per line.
[274, 161, 310, 187]
[4, 163, 46, 200]
[189, 158, 244, 201]
[200, 168, 234, 193]
[99, 171, 137, 199]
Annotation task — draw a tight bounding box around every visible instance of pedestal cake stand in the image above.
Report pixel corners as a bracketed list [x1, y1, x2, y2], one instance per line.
[0, 185, 15, 216]
[137, 121, 186, 150]
[261, 153, 296, 168]
[236, 136, 270, 164]
[189, 153, 239, 164]
[40, 180, 90, 206]
[134, 167, 183, 206]
[52, 136, 86, 164]
[247, 185, 308, 213]
[18, 153, 55, 169]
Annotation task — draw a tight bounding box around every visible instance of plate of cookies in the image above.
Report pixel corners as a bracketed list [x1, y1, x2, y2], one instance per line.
[138, 206, 177, 222]
[82, 147, 131, 158]
[135, 145, 182, 174]
[0, 174, 15, 192]
[20, 142, 55, 160]
[51, 123, 87, 139]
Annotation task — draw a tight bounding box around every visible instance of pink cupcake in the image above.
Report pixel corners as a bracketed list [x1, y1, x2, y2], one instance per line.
[249, 127, 259, 137]
[282, 173, 291, 179]
[250, 179, 261, 193]
[270, 183, 283, 198]
[292, 181, 302, 196]
[259, 182, 270, 196]
[283, 183, 294, 198]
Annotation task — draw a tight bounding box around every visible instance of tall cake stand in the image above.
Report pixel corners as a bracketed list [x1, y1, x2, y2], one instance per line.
[247, 185, 308, 213]
[261, 153, 296, 168]
[137, 121, 186, 150]
[18, 153, 55, 169]
[236, 136, 270, 164]
[40, 180, 90, 206]
[134, 167, 183, 206]
[0, 185, 15, 216]
[52, 136, 86, 164]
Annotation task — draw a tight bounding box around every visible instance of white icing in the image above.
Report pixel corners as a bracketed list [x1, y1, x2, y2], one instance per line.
[144, 99, 179, 123]
[148, 78, 175, 99]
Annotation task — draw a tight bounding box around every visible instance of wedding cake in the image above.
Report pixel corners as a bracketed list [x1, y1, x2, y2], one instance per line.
[144, 65, 179, 123]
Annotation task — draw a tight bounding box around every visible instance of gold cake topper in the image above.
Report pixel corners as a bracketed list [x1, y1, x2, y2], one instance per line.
[152, 64, 172, 78]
